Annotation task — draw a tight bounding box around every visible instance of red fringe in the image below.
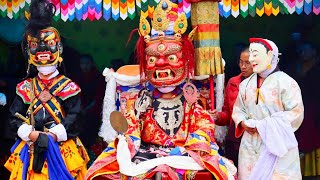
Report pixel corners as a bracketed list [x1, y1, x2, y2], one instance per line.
[182, 35, 195, 78]
[135, 36, 146, 83]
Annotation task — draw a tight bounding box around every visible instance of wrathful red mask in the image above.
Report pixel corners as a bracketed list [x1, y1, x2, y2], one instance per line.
[144, 41, 187, 87]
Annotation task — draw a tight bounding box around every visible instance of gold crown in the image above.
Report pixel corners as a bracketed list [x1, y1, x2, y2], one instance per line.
[138, 0, 188, 44]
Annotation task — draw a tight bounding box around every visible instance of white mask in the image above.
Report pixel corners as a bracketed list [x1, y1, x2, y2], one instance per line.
[37, 65, 57, 75]
[249, 40, 279, 78]
[249, 43, 272, 74]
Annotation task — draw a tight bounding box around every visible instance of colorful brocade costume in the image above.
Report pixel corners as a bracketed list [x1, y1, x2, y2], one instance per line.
[86, 0, 236, 179]
[5, 0, 89, 179]
[86, 89, 235, 179]
[5, 75, 89, 180]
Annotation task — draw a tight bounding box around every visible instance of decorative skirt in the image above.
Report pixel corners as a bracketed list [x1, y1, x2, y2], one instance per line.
[4, 137, 89, 180]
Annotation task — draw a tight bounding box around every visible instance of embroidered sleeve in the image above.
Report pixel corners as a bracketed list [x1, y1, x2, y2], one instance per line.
[56, 81, 81, 100]
[16, 79, 32, 104]
[184, 104, 215, 154]
[232, 83, 248, 138]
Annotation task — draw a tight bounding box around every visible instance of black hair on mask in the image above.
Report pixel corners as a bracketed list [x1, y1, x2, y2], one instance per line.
[26, 0, 56, 36]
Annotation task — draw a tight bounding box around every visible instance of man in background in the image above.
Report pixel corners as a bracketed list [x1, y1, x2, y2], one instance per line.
[210, 45, 253, 167]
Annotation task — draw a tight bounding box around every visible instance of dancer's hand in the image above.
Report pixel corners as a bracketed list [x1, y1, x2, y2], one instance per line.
[208, 109, 220, 121]
[28, 131, 40, 142]
[241, 121, 257, 135]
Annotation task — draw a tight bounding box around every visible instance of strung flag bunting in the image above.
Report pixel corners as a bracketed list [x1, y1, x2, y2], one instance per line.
[147, 0, 155, 18]
[120, 0, 127, 20]
[264, 0, 272, 16]
[24, 0, 30, 19]
[178, 0, 183, 15]
[51, 0, 60, 21]
[82, 0, 89, 20]
[231, 0, 240, 18]
[248, 0, 256, 16]
[304, 0, 312, 14]
[256, 0, 264, 16]
[314, 0, 320, 15]
[219, 1, 224, 16]
[222, 0, 232, 17]
[88, 0, 95, 21]
[1, 0, 8, 18]
[75, 0, 83, 20]
[7, 0, 12, 18]
[19, 0, 25, 9]
[95, 0, 102, 20]
[127, 0, 135, 19]
[12, 0, 19, 19]
[111, 0, 119, 20]
[61, 0, 69, 21]
[272, 0, 280, 16]
[68, 0, 75, 21]
[103, 0, 111, 20]
[295, 0, 303, 14]
[279, 0, 288, 14]
[135, 0, 141, 16]
[240, 0, 249, 18]
[3, 0, 319, 21]
[140, 0, 147, 18]
[285, 0, 296, 14]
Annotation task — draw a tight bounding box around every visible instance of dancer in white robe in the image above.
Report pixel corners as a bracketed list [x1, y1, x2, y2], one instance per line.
[232, 38, 304, 180]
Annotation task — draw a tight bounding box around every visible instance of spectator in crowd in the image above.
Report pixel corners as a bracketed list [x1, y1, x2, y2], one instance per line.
[209, 45, 253, 167]
[75, 54, 105, 148]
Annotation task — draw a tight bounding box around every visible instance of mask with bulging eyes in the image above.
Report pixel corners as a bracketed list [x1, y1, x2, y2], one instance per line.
[27, 27, 63, 67]
[144, 41, 187, 88]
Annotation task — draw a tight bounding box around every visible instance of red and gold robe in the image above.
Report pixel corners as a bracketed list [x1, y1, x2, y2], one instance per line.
[86, 92, 232, 180]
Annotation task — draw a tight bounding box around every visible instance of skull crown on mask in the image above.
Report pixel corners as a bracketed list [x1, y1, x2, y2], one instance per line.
[136, 0, 195, 90]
